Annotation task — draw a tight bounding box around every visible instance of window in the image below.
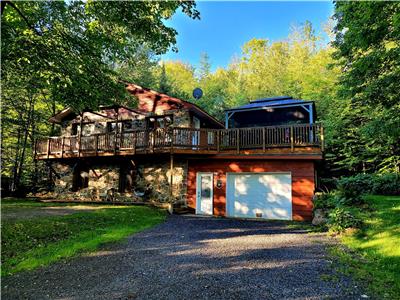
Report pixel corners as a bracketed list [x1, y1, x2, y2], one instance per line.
[147, 115, 173, 129]
[106, 122, 117, 133]
[71, 124, 79, 136]
[122, 120, 135, 132]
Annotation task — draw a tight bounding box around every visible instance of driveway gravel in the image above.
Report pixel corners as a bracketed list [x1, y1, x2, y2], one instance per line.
[2, 215, 366, 300]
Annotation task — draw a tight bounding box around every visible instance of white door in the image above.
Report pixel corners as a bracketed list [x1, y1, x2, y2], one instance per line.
[196, 172, 213, 215]
[226, 173, 292, 220]
[192, 116, 200, 147]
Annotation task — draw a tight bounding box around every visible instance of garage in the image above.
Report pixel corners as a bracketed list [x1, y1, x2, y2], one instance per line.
[226, 172, 292, 220]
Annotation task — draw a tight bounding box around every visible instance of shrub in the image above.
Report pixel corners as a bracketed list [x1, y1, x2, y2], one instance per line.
[372, 173, 400, 195]
[313, 191, 348, 210]
[337, 174, 373, 202]
[337, 173, 400, 198]
[327, 206, 363, 232]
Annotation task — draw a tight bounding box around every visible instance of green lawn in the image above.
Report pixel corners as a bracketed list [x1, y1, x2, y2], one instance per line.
[330, 195, 400, 299]
[1, 198, 166, 276]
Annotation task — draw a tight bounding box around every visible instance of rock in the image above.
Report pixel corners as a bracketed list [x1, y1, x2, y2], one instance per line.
[312, 209, 327, 226]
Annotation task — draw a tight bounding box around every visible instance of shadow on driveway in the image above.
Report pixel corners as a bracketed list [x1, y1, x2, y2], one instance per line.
[2, 215, 365, 299]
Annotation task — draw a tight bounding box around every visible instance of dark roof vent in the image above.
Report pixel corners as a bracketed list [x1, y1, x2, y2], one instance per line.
[250, 96, 293, 103]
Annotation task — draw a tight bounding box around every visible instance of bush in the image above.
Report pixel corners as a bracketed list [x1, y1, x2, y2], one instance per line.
[337, 174, 373, 202]
[313, 191, 348, 210]
[372, 173, 400, 195]
[337, 173, 400, 200]
[327, 206, 363, 232]
[314, 173, 399, 232]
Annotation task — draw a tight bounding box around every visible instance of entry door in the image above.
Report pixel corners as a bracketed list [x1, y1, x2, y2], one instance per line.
[192, 116, 200, 147]
[196, 172, 213, 215]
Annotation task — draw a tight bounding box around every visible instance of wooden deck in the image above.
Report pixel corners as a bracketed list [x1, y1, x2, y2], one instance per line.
[35, 124, 323, 160]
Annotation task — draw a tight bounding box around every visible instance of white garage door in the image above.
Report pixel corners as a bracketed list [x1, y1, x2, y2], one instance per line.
[226, 173, 292, 220]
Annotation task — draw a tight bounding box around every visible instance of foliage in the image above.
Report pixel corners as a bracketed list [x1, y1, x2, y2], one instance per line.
[1, 199, 166, 276]
[156, 21, 339, 120]
[330, 195, 400, 299]
[1, 1, 199, 192]
[327, 206, 363, 232]
[331, 2, 400, 173]
[314, 173, 399, 232]
[337, 173, 400, 198]
[313, 191, 345, 210]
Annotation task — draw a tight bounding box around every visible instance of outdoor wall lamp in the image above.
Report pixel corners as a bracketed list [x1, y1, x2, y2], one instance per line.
[216, 179, 223, 189]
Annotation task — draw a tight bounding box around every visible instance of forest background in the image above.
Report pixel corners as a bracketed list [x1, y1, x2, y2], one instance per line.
[1, 1, 399, 193]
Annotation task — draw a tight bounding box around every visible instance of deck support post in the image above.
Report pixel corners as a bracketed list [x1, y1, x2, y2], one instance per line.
[170, 154, 174, 197]
[46, 138, 50, 159]
[34, 139, 38, 159]
[114, 107, 119, 155]
[78, 112, 83, 157]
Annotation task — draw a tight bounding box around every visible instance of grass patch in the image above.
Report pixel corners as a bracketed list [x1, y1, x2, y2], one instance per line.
[330, 195, 400, 299]
[1, 197, 86, 209]
[1, 199, 166, 276]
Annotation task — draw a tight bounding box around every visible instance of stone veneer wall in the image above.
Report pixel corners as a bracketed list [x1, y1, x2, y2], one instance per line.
[170, 109, 191, 128]
[52, 162, 119, 201]
[135, 158, 188, 204]
[51, 158, 188, 204]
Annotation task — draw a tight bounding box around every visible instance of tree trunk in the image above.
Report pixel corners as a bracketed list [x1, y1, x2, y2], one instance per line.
[11, 128, 22, 191]
[15, 94, 34, 191]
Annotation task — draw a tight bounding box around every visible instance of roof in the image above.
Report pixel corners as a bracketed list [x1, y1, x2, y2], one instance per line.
[125, 83, 224, 128]
[225, 96, 314, 112]
[49, 107, 76, 124]
[49, 83, 224, 128]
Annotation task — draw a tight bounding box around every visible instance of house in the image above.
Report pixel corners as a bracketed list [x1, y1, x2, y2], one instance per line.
[35, 83, 323, 221]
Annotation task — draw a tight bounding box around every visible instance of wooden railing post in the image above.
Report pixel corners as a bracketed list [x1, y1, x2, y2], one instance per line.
[151, 130, 155, 153]
[61, 137, 65, 158]
[290, 126, 294, 152]
[262, 127, 266, 152]
[95, 135, 99, 156]
[170, 128, 174, 154]
[133, 131, 136, 155]
[217, 131, 220, 153]
[236, 129, 240, 154]
[321, 125, 325, 152]
[46, 138, 51, 159]
[114, 132, 118, 154]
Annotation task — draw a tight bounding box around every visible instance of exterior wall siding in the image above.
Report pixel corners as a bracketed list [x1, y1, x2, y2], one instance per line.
[187, 159, 315, 221]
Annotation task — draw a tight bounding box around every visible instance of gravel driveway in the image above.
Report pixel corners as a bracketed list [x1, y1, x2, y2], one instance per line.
[2, 215, 365, 300]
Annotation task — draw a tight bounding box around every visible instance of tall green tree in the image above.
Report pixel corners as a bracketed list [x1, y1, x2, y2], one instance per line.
[1, 1, 200, 191]
[332, 1, 400, 173]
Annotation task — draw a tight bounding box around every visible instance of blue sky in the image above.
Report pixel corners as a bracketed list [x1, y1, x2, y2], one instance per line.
[163, 1, 334, 70]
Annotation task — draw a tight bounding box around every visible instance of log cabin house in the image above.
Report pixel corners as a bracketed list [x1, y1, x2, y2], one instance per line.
[35, 83, 323, 221]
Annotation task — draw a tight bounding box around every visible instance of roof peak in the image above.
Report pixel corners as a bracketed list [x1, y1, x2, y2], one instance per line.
[250, 96, 293, 103]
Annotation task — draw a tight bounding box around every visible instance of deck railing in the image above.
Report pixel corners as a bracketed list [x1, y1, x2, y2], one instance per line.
[35, 123, 323, 158]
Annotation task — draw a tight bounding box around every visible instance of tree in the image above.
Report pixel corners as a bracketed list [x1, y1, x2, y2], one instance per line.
[198, 52, 211, 81]
[332, 2, 400, 173]
[1, 1, 200, 192]
[158, 63, 171, 94]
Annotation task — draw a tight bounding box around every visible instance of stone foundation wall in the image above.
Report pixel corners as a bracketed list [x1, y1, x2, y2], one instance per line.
[135, 158, 188, 204]
[53, 162, 74, 194]
[50, 158, 188, 205]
